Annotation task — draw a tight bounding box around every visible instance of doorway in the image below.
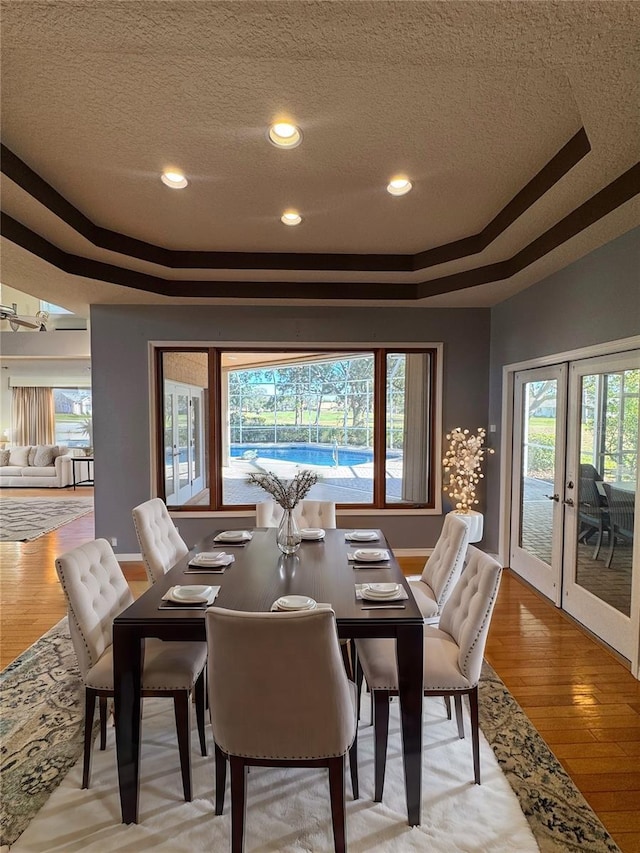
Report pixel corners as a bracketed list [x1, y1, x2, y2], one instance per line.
[163, 380, 206, 505]
[509, 350, 639, 661]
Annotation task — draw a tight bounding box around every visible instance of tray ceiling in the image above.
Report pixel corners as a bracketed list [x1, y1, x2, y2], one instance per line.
[1, 0, 639, 312]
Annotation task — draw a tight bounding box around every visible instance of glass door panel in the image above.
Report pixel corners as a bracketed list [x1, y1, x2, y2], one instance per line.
[176, 392, 191, 501]
[563, 353, 639, 658]
[190, 391, 206, 496]
[164, 385, 176, 503]
[510, 365, 567, 604]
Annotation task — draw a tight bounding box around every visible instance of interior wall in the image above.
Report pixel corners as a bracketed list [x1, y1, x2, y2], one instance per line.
[90, 305, 491, 553]
[487, 226, 640, 553]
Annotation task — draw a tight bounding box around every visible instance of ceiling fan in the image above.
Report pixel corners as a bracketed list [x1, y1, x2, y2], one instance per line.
[0, 303, 43, 331]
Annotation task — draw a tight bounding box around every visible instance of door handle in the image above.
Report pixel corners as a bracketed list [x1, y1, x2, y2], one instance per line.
[563, 498, 574, 507]
[545, 494, 560, 502]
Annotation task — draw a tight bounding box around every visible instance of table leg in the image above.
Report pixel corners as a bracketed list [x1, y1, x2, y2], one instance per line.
[114, 626, 143, 823]
[396, 624, 423, 825]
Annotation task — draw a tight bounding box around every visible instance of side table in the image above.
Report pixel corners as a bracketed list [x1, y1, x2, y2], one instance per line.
[72, 456, 94, 489]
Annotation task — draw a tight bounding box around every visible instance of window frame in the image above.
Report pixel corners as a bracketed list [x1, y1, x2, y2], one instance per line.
[153, 343, 442, 514]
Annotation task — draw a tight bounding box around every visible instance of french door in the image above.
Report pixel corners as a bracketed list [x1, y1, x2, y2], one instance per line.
[510, 365, 567, 604]
[510, 351, 639, 659]
[164, 381, 205, 505]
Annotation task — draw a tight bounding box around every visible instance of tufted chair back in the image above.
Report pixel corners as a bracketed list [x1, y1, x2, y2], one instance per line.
[420, 513, 470, 609]
[438, 546, 502, 686]
[132, 498, 189, 584]
[206, 607, 355, 760]
[55, 539, 133, 678]
[256, 499, 337, 529]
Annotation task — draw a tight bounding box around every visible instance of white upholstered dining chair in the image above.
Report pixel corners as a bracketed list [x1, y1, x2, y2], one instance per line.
[255, 498, 337, 529]
[55, 538, 208, 799]
[205, 606, 358, 853]
[408, 512, 470, 621]
[356, 546, 502, 801]
[132, 497, 189, 584]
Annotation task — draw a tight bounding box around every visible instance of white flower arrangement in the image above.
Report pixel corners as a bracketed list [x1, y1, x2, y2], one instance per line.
[247, 469, 318, 510]
[443, 427, 494, 513]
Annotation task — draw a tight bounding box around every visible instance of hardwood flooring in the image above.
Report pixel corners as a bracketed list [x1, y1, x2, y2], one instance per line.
[0, 487, 146, 668]
[485, 571, 640, 853]
[1, 492, 638, 851]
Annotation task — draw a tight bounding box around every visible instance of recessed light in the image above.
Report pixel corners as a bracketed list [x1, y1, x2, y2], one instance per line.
[161, 170, 188, 189]
[387, 177, 412, 196]
[281, 211, 302, 226]
[268, 122, 302, 149]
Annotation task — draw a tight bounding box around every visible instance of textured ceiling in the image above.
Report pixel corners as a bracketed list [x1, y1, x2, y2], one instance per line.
[1, 0, 639, 313]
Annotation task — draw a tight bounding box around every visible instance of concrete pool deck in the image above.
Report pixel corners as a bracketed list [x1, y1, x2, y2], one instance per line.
[187, 454, 405, 505]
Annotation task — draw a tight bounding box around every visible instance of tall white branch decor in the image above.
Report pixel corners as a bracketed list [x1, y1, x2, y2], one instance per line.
[247, 469, 318, 509]
[248, 469, 319, 554]
[443, 427, 494, 513]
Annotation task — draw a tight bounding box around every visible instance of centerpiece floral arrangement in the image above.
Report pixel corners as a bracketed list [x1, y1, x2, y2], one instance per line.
[443, 427, 494, 513]
[248, 469, 318, 553]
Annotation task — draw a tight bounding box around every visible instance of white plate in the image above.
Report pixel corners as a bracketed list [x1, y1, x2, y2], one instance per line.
[275, 595, 317, 611]
[300, 528, 325, 540]
[353, 548, 388, 562]
[349, 530, 378, 541]
[170, 585, 212, 603]
[215, 530, 252, 542]
[361, 586, 402, 602]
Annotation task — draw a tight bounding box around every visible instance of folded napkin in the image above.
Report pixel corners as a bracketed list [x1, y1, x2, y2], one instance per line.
[348, 549, 390, 563]
[188, 552, 235, 568]
[345, 531, 380, 542]
[159, 585, 221, 609]
[213, 530, 253, 544]
[355, 583, 408, 602]
[300, 528, 325, 540]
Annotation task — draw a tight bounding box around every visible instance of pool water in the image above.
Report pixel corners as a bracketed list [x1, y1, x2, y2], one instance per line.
[231, 443, 382, 467]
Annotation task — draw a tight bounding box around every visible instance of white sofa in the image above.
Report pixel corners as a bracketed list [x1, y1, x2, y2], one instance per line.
[0, 444, 74, 487]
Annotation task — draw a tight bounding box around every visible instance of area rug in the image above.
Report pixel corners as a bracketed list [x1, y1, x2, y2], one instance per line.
[0, 620, 620, 852]
[0, 498, 93, 541]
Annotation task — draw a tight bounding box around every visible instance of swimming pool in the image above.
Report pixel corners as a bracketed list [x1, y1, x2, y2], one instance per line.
[230, 443, 397, 468]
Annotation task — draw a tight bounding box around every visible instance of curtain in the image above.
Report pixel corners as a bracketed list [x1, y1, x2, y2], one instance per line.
[11, 387, 56, 445]
[401, 354, 430, 503]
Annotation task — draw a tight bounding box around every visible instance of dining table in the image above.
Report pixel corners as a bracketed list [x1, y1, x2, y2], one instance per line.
[113, 527, 424, 825]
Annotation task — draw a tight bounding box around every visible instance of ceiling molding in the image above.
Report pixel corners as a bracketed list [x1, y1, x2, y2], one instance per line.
[1, 129, 590, 274]
[2, 161, 638, 302]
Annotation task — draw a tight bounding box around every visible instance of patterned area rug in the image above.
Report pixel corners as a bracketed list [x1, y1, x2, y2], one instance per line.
[0, 620, 620, 851]
[479, 664, 619, 853]
[0, 619, 85, 845]
[0, 498, 93, 541]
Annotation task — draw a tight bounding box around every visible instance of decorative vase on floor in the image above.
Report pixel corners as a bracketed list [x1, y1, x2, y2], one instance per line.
[448, 509, 484, 543]
[277, 507, 302, 555]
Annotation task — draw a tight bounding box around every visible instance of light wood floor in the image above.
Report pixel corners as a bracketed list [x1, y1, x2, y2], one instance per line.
[1, 491, 639, 852]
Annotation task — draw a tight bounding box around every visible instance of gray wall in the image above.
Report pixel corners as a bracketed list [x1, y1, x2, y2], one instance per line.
[486, 226, 640, 551]
[91, 306, 491, 553]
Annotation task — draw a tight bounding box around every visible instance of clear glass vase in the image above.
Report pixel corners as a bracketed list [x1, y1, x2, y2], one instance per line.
[277, 507, 302, 554]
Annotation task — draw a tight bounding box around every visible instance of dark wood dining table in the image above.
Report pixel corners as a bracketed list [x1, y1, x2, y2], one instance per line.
[113, 527, 424, 825]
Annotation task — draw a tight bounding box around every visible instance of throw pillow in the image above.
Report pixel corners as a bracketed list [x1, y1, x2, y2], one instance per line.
[9, 446, 30, 467]
[28, 446, 37, 465]
[33, 445, 57, 467]
[0, 449, 10, 466]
